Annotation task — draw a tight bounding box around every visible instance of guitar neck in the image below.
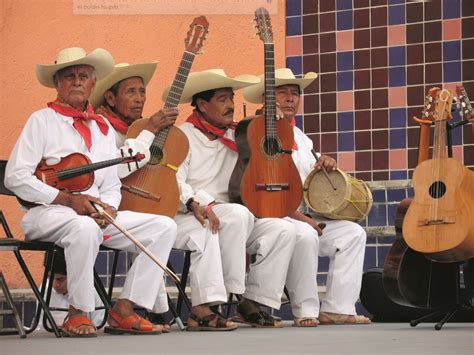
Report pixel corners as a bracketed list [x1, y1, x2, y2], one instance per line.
[154, 51, 196, 148]
[58, 157, 125, 180]
[432, 120, 448, 160]
[263, 43, 277, 138]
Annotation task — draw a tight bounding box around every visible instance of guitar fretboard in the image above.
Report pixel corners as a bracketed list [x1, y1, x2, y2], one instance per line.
[57, 157, 124, 180]
[264, 43, 277, 138]
[154, 51, 196, 148]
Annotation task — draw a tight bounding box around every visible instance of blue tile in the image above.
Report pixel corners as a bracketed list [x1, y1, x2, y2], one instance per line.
[407, 188, 414, 197]
[363, 245, 377, 270]
[317, 273, 328, 286]
[443, 40, 461, 62]
[337, 10, 353, 31]
[388, 0, 404, 4]
[286, 16, 301, 36]
[286, 0, 301, 17]
[389, 4, 405, 25]
[295, 115, 303, 129]
[389, 46, 406, 66]
[337, 0, 352, 10]
[318, 256, 330, 273]
[94, 251, 108, 275]
[443, 0, 460, 19]
[387, 188, 406, 202]
[389, 108, 407, 128]
[337, 51, 354, 71]
[450, 121, 463, 145]
[372, 189, 386, 203]
[389, 66, 406, 87]
[286, 56, 302, 75]
[443, 61, 461, 82]
[367, 204, 388, 226]
[337, 71, 354, 91]
[389, 128, 406, 148]
[338, 131, 355, 151]
[387, 203, 398, 226]
[338, 112, 354, 131]
[390, 170, 407, 180]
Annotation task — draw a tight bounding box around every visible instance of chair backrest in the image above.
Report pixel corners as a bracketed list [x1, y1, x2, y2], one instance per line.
[0, 160, 15, 196]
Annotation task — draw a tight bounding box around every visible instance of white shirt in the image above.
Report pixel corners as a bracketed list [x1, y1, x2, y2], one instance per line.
[5, 107, 121, 209]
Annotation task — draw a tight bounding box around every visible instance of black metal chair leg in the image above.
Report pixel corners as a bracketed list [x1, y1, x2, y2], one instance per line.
[0, 272, 26, 338]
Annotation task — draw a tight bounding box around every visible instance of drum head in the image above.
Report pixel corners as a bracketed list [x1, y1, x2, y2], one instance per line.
[303, 169, 348, 215]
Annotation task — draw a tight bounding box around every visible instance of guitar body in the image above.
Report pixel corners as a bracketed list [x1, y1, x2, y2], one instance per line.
[119, 118, 189, 217]
[383, 198, 458, 308]
[230, 115, 302, 218]
[403, 158, 474, 262]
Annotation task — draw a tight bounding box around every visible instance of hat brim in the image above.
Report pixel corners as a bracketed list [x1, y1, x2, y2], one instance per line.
[36, 48, 115, 88]
[89, 62, 158, 109]
[162, 72, 260, 104]
[243, 73, 318, 104]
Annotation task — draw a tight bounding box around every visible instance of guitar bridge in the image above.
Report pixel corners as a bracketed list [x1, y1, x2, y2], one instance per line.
[418, 218, 456, 226]
[121, 184, 161, 202]
[255, 183, 290, 191]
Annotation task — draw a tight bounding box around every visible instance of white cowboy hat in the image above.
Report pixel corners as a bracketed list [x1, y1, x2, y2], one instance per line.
[89, 62, 158, 108]
[36, 47, 115, 88]
[243, 68, 318, 104]
[161, 69, 260, 104]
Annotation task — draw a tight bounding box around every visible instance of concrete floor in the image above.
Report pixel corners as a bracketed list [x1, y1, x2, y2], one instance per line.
[0, 322, 473, 355]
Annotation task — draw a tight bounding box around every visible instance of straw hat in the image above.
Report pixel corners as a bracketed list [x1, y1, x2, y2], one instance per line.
[89, 62, 158, 108]
[161, 69, 260, 104]
[36, 47, 115, 88]
[243, 68, 318, 104]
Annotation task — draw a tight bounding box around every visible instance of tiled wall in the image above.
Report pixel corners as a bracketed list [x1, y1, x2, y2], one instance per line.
[286, 0, 474, 181]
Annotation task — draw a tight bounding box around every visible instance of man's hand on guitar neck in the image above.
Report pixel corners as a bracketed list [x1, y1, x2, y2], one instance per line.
[146, 107, 179, 133]
[189, 200, 220, 234]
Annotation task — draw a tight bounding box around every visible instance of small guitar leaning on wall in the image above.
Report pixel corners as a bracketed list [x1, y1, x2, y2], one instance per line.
[119, 16, 209, 217]
[403, 88, 474, 262]
[228, 7, 302, 218]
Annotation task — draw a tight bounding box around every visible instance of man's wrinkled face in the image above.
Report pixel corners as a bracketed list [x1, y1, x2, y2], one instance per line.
[274, 84, 301, 120]
[105, 77, 146, 125]
[197, 88, 235, 128]
[55, 65, 96, 109]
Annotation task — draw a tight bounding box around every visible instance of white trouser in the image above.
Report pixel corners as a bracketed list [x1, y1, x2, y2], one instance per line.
[173, 203, 253, 306]
[22, 206, 177, 313]
[316, 219, 367, 315]
[283, 217, 319, 318]
[244, 218, 296, 309]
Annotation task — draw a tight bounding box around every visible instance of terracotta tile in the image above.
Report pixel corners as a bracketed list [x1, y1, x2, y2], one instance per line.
[337, 30, 354, 51]
[337, 91, 354, 112]
[356, 132, 372, 152]
[463, 123, 474, 144]
[462, 60, 474, 82]
[407, 85, 425, 107]
[338, 152, 356, 172]
[464, 145, 474, 166]
[371, 27, 387, 47]
[354, 29, 370, 49]
[408, 148, 419, 169]
[388, 87, 407, 108]
[372, 109, 389, 130]
[444, 18, 462, 40]
[424, 0, 441, 21]
[388, 25, 406, 46]
[354, 49, 371, 69]
[373, 170, 389, 181]
[407, 127, 421, 149]
[407, 44, 424, 64]
[371, 48, 388, 68]
[321, 93, 337, 112]
[355, 110, 371, 130]
[354, 0, 370, 8]
[425, 63, 442, 84]
[305, 79, 320, 94]
[406, 2, 423, 23]
[462, 0, 474, 16]
[371, 0, 387, 6]
[303, 1, 318, 14]
[424, 21, 442, 42]
[320, 53, 337, 73]
[371, 68, 388, 88]
[320, 33, 336, 53]
[371, 6, 387, 27]
[303, 14, 318, 35]
[286, 36, 302, 57]
[407, 106, 424, 127]
[407, 23, 423, 44]
[355, 69, 371, 89]
[372, 150, 389, 170]
[321, 132, 338, 152]
[320, 0, 336, 12]
[321, 113, 337, 132]
[303, 114, 320, 133]
[308, 133, 321, 152]
[389, 149, 407, 170]
[452, 146, 463, 163]
[303, 34, 318, 54]
[372, 88, 389, 109]
[303, 54, 319, 74]
[321, 73, 337, 92]
[354, 8, 370, 29]
[304, 93, 320, 114]
[407, 65, 424, 85]
[320, 12, 336, 33]
[355, 90, 371, 110]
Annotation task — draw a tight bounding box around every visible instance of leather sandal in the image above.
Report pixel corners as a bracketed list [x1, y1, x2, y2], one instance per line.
[145, 312, 171, 333]
[293, 317, 319, 327]
[104, 309, 161, 335]
[233, 302, 283, 328]
[61, 314, 97, 338]
[186, 312, 237, 331]
[318, 312, 371, 325]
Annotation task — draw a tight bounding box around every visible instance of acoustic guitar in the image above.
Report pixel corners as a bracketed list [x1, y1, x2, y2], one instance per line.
[403, 88, 474, 262]
[119, 16, 209, 217]
[228, 7, 302, 218]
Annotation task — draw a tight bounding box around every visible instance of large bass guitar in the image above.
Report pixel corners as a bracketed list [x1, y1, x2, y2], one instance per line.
[403, 88, 474, 262]
[228, 7, 302, 218]
[120, 16, 209, 217]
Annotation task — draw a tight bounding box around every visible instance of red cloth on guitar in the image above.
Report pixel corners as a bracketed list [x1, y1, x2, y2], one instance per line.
[48, 99, 109, 150]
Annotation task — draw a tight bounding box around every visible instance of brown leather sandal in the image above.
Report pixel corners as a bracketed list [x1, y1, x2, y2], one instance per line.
[186, 312, 237, 331]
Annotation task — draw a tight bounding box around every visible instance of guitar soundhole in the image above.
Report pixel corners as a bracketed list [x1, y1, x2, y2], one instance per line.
[149, 145, 163, 165]
[429, 181, 446, 199]
[262, 137, 280, 158]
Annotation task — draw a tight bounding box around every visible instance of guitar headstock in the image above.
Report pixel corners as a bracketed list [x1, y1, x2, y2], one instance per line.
[184, 16, 209, 54]
[433, 89, 454, 122]
[254, 7, 273, 44]
[421, 87, 441, 121]
[456, 85, 473, 119]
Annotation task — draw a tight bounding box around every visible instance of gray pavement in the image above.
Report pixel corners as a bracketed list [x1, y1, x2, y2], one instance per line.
[0, 322, 473, 355]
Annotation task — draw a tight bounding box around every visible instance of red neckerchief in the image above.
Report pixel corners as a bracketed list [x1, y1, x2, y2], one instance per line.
[186, 110, 238, 152]
[290, 117, 298, 151]
[95, 105, 129, 134]
[48, 99, 109, 150]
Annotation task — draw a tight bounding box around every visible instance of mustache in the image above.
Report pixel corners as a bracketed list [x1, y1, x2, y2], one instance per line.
[223, 109, 234, 116]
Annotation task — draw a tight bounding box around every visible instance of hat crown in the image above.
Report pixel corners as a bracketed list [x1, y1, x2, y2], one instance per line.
[275, 68, 297, 80]
[55, 47, 88, 65]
